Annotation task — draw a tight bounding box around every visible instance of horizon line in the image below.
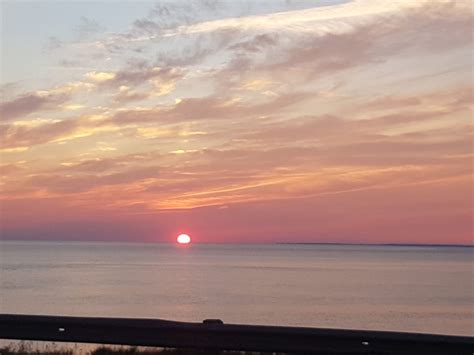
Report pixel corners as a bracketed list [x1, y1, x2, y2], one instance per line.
[0, 239, 472, 247]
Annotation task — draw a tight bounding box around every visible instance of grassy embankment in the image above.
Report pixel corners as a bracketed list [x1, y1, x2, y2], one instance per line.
[0, 343, 283, 355]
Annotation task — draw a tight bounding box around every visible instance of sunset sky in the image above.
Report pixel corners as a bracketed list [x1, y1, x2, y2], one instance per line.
[1, 0, 472, 244]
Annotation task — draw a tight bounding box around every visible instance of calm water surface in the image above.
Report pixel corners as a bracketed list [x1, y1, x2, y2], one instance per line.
[1, 241, 473, 336]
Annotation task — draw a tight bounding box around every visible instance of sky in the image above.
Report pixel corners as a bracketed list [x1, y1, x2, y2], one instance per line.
[0, 0, 472, 244]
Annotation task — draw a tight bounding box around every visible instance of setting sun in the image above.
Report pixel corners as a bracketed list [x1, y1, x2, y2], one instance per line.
[177, 234, 191, 244]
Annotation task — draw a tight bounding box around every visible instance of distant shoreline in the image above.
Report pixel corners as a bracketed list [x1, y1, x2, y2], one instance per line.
[276, 242, 474, 247]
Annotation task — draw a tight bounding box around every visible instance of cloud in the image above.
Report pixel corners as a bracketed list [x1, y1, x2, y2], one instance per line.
[0, 162, 25, 176]
[0, 81, 96, 122]
[84, 66, 184, 101]
[44, 36, 63, 51]
[57, 152, 157, 174]
[132, 0, 319, 36]
[364, 86, 473, 113]
[0, 112, 120, 150]
[235, 84, 473, 144]
[86, 71, 116, 82]
[75, 16, 105, 40]
[106, 66, 183, 87]
[2, 173, 472, 244]
[206, 0, 473, 89]
[112, 91, 311, 124]
[229, 33, 278, 53]
[0, 120, 80, 150]
[113, 87, 150, 103]
[28, 165, 160, 194]
[0, 93, 69, 122]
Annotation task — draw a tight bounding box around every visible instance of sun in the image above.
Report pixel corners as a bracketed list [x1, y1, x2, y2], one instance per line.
[177, 234, 191, 244]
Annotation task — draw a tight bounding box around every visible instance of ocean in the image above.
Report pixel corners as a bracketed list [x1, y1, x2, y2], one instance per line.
[1, 241, 472, 336]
